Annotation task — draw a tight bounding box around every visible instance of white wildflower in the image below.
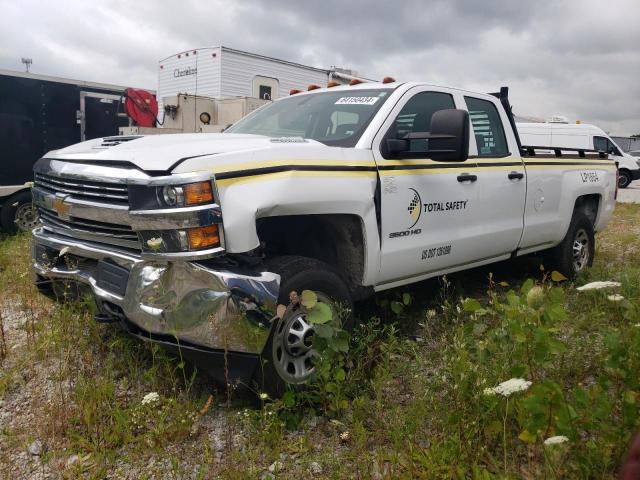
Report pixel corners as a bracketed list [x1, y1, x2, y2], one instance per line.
[576, 281, 621, 291]
[426, 309, 437, 319]
[607, 294, 624, 302]
[339, 431, 351, 442]
[141, 392, 160, 405]
[146, 237, 163, 250]
[259, 392, 268, 401]
[483, 387, 497, 396]
[489, 378, 532, 397]
[544, 435, 569, 446]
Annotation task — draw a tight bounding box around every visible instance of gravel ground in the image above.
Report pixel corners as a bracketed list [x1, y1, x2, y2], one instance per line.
[0, 299, 244, 479]
[618, 181, 640, 203]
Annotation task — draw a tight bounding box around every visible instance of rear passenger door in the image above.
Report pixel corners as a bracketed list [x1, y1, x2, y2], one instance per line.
[372, 87, 481, 285]
[465, 95, 526, 258]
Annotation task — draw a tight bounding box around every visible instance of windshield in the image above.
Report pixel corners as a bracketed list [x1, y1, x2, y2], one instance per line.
[226, 88, 392, 147]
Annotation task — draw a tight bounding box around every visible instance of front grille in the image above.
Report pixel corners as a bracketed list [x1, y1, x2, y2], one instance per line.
[38, 207, 140, 250]
[34, 172, 129, 206]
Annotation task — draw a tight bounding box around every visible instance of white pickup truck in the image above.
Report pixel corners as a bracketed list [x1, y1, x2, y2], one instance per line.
[31, 81, 617, 391]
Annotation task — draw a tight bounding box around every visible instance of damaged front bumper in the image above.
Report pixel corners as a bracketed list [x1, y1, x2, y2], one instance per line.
[32, 227, 280, 382]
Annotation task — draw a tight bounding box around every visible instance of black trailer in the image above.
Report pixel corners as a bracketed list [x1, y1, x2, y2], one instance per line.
[0, 69, 153, 232]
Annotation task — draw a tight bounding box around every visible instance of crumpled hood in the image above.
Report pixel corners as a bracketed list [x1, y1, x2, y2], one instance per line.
[45, 133, 298, 172]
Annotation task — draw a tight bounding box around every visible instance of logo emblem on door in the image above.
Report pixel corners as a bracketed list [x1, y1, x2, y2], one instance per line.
[53, 194, 71, 219]
[407, 188, 422, 228]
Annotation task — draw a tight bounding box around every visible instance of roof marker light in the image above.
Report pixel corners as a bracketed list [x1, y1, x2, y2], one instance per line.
[382, 76, 396, 84]
[349, 79, 363, 86]
[289, 89, 302, 95]
[307, 84, 321, 91]
[327, 80, 340, 88]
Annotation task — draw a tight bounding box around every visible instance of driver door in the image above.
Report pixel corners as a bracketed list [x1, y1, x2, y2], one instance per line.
[372, 87, 480, 285]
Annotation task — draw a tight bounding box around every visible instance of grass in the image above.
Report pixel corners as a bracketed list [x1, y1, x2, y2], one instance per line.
[0, 203, 639, 479]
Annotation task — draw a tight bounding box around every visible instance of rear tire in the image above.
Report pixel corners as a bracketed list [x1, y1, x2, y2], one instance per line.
[253, 255, 354, 397]
[618, 169, 632, 189]
[1, 190, 39, 233]
[548, 212, 595, 279]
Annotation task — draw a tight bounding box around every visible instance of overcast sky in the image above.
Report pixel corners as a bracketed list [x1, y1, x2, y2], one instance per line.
[1, 0, 639, 135]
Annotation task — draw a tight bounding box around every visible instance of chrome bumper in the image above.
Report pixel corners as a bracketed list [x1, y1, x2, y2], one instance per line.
[32, 227, 280, 354]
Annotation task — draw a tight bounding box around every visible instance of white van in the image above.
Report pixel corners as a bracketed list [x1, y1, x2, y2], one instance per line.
[518, 123, 640, 188]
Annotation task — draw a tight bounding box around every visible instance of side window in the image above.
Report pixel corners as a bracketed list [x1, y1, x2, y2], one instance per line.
[464, 96, 508, 157]
[594, 136, 619, 155]
[593, 136, 608, 152]
[387, 91, 455, 155]
[607, 139, 621, 156]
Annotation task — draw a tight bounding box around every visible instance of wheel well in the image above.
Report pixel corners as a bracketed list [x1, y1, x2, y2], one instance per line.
[573, 194, 600, 226]
[256, 214, 367, 298]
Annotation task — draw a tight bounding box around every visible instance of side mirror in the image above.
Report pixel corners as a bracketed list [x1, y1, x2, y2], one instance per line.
[428, 109, 469, 162]
[385, 109, 469, 162]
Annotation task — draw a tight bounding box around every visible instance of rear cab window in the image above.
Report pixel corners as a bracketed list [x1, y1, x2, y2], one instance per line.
[464, 96, 509, 157]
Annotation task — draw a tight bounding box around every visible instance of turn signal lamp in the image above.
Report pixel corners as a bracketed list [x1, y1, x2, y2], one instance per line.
[327, 80, 340, 88]
[184, 181, 213, 205]
[382, 76, 396, 84]
[307, 84, 321, 91]
[289, 89, 302, 95]
[349, 79, 363, 86]
[188, 225, 220, 249]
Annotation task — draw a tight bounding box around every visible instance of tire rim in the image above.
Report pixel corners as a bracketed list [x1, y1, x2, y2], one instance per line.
[14, 203, 40, 231]
[272, 292, 334, 384]
[572, 228, 590, 272]
[619, 173, 630, 188]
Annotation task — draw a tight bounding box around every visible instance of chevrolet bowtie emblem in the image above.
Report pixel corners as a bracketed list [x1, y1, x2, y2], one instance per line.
[53, 194, 71, 219]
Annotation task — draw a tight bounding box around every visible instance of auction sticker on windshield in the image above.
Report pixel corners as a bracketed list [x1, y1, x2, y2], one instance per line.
[335, 96, 380, 105]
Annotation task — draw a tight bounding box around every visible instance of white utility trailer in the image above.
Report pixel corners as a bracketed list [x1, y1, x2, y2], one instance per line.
[157, 46, 366, 125]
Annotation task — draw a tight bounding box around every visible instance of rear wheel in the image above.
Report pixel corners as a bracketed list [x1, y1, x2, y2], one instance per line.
[1, 190, 39, 233]
[254, 256, 353, 397]
[548, 212, 595, 279]
[618, 169, 632, 188]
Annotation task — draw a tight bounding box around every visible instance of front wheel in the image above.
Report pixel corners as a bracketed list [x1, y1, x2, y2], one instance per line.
[549, 212, 595, 279]
[254, 256, 353, 397]
[1, 190, 39, 233]
[618, 169, 632, 189]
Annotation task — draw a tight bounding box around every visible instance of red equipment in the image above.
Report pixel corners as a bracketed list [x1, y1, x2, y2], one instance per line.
[124, 88, 158, 127]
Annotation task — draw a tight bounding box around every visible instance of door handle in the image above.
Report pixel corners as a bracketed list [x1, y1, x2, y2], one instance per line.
[508, 171, 524, 180]
[457, 173, 477, 183]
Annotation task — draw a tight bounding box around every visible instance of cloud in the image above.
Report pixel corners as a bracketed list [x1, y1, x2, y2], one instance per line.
[1, 0, 638, 134]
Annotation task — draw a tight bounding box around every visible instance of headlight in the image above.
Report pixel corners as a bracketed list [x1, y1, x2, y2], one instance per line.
[159, 181, 213, 208]
[129, 180, 215, 210]
[162, 185, 184, 206]
[139, 224, 221, 254]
